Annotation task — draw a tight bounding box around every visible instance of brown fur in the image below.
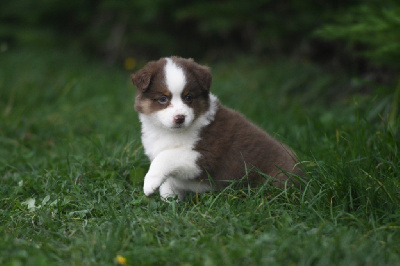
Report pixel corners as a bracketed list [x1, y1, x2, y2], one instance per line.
[195, 102, 302, 189]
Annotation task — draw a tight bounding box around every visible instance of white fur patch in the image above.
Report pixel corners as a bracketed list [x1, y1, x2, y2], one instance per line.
[165, 58, 186, 95]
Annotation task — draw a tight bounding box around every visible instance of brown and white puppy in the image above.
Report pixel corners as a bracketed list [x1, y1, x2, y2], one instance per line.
[132, 57, 302, 200]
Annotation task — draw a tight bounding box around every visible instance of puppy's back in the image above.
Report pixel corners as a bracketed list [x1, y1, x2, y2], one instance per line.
[195, 104, 301, 188]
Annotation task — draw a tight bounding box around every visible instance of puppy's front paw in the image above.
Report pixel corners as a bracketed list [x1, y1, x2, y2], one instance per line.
[143, 173, 162, 196]
[143, 180, 157, 196]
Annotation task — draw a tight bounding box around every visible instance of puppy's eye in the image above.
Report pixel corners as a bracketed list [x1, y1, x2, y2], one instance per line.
[184, 94, 193, 103]
[158, 95, 168, 104]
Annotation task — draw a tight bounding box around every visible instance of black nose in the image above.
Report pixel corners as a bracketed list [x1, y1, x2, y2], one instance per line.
[174, 115, 185, 125]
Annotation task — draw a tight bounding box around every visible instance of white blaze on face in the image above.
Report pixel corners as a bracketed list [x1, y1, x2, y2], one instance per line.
[165, 58, 186, 95]
[154, 58, 195, 129]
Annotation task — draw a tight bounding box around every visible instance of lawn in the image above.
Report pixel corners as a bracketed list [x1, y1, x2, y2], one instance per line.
[0, 47, 399, 265]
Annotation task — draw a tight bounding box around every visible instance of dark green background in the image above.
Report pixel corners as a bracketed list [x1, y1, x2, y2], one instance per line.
[1, 0, 399, 69]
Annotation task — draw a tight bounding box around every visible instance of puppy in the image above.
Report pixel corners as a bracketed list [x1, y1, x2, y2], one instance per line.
[131, 57, 302, 200]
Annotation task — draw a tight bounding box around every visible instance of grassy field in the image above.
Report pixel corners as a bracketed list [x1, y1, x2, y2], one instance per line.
[1, 47, 399, 265]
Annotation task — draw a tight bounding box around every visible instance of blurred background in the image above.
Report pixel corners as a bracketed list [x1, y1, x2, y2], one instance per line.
[1, 0, 399, 71]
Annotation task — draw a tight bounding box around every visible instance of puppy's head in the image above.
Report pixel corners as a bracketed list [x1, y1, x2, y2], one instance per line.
[132, 57, 212, 130]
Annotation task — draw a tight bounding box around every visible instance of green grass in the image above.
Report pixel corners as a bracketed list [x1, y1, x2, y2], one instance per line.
[1, 47, 399, 265]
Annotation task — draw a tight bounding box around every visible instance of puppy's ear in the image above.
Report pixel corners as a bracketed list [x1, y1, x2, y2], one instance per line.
[191, 64, 212, 91]
[131, 61, 160, 92]
[131, 71, 150, 92]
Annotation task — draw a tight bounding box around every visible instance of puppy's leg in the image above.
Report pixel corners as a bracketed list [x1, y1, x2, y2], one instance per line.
[159, 178, 186, 201]
[143, 148, 200, 196]
[159, 179, 176, 201]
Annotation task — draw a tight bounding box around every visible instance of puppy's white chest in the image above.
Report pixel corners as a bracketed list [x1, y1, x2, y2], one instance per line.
[140, 115, 200, 161]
